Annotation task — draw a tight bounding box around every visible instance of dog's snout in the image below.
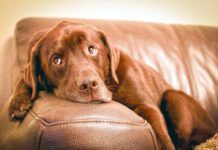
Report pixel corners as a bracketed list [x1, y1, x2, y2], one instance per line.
[79, 77, 99, 92]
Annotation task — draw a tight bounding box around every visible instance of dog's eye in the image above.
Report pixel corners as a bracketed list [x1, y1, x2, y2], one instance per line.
[88, 46, 98, 56]
[52, 55, 62, 65]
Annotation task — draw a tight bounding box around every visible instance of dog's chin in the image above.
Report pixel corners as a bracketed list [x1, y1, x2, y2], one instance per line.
[66, 96, 112, 104]
[54, 86, 113, 104]
[62, 92, 112, 104]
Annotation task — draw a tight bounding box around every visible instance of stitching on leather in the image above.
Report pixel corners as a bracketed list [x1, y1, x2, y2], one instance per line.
[48, 119, 148, 127]
[29, 111, 48, 126]
[29, 110, 148, 127]
[35, 124, 45, 150]
[27, 111, 45, 150]
[147, 125, 157, 150]
[29, 110, 155, 149]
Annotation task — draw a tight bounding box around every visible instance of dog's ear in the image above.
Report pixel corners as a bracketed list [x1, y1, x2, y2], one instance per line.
[23, 30, 46, 100]
[98, 31, 119, 84]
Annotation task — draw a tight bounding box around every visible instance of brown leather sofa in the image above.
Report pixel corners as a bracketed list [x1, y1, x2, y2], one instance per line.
[0, 18, 217, 150]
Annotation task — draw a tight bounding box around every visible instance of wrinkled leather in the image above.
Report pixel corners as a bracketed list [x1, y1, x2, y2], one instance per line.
[0, 92, 157, 150]
[0, 17, 217, 149]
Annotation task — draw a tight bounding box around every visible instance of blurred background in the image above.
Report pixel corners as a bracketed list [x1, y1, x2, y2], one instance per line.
[1, 0, 218, 48]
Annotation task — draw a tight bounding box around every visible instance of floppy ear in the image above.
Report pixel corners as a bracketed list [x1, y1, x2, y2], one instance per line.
[8, 30, 47, 121]
[99, 31, 120, 84]
[23, 30, 46, 100]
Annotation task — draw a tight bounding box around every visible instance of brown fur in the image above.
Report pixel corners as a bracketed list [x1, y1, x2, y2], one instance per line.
[8, 21, 216, 150]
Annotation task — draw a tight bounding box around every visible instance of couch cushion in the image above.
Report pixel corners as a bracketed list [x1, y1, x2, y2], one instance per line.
[0, 92, 157, 150]
[14, 17, 218, 126]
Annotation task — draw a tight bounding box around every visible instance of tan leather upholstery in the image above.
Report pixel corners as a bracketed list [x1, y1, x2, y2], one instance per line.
[0, 92, 157, 150]
[0, 17, 217, 149]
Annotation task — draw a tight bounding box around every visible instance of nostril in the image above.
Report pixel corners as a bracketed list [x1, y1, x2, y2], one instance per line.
[79, 78, 99, 92]
[92, 81, 98, 87]
[80, 83, 88, 91]
[91, 81, 98, 90]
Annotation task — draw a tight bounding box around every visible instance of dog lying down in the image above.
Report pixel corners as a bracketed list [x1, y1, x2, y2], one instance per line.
[8, 21, 216, 150]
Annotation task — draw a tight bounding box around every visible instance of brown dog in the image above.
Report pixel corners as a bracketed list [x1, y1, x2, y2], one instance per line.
[8, 21, 215, 149]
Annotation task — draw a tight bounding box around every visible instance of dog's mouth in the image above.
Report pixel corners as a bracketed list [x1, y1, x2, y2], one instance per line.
[58, 86, 112, 104]
[81, 92, 112, 104]
[89, 100, 106, 104]
[90, 89, 112, 103]
[66, 95, 112, 104]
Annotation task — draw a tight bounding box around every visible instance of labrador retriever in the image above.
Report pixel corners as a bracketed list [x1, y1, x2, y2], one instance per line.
[8, 21, 216, 150]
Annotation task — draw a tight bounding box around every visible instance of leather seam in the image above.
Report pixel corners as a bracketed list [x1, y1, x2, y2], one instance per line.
[28, 111, 45, 150]
[147, 125, 157, 150]
[29, 110, 149, 127]
[29, 111, 48, 126]
[35, 119, 45, 150]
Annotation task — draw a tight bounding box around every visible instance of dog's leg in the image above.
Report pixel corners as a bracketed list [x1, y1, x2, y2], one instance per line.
[134, 103, 175, 150]
[8, 78, 32, 121]
[161, 90, 216, 149]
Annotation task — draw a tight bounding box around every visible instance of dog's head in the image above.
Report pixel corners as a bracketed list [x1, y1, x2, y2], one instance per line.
[24, 21, 119, 103]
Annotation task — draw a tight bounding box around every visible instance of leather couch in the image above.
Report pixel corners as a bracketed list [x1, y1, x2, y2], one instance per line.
[0, 17, 217, 150]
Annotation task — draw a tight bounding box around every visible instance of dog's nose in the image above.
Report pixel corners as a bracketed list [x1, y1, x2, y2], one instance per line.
[79, 77, 99, 92]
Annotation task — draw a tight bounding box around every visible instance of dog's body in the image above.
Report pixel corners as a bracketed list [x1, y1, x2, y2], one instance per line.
[8, 21, 215, 150]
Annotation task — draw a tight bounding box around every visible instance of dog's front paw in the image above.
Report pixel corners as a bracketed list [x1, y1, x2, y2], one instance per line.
[8, 94, 32, 122]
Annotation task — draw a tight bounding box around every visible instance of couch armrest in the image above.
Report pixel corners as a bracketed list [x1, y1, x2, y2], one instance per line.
[0, 92, 157, 150]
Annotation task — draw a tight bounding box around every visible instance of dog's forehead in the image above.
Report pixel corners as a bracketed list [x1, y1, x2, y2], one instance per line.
[47, 21, 99, 39]
[39, 21, 103, 54]
[40, 22, 101, 50]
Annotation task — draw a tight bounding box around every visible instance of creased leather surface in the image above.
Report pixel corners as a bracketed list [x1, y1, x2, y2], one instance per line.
[0, 92, 157, 150]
